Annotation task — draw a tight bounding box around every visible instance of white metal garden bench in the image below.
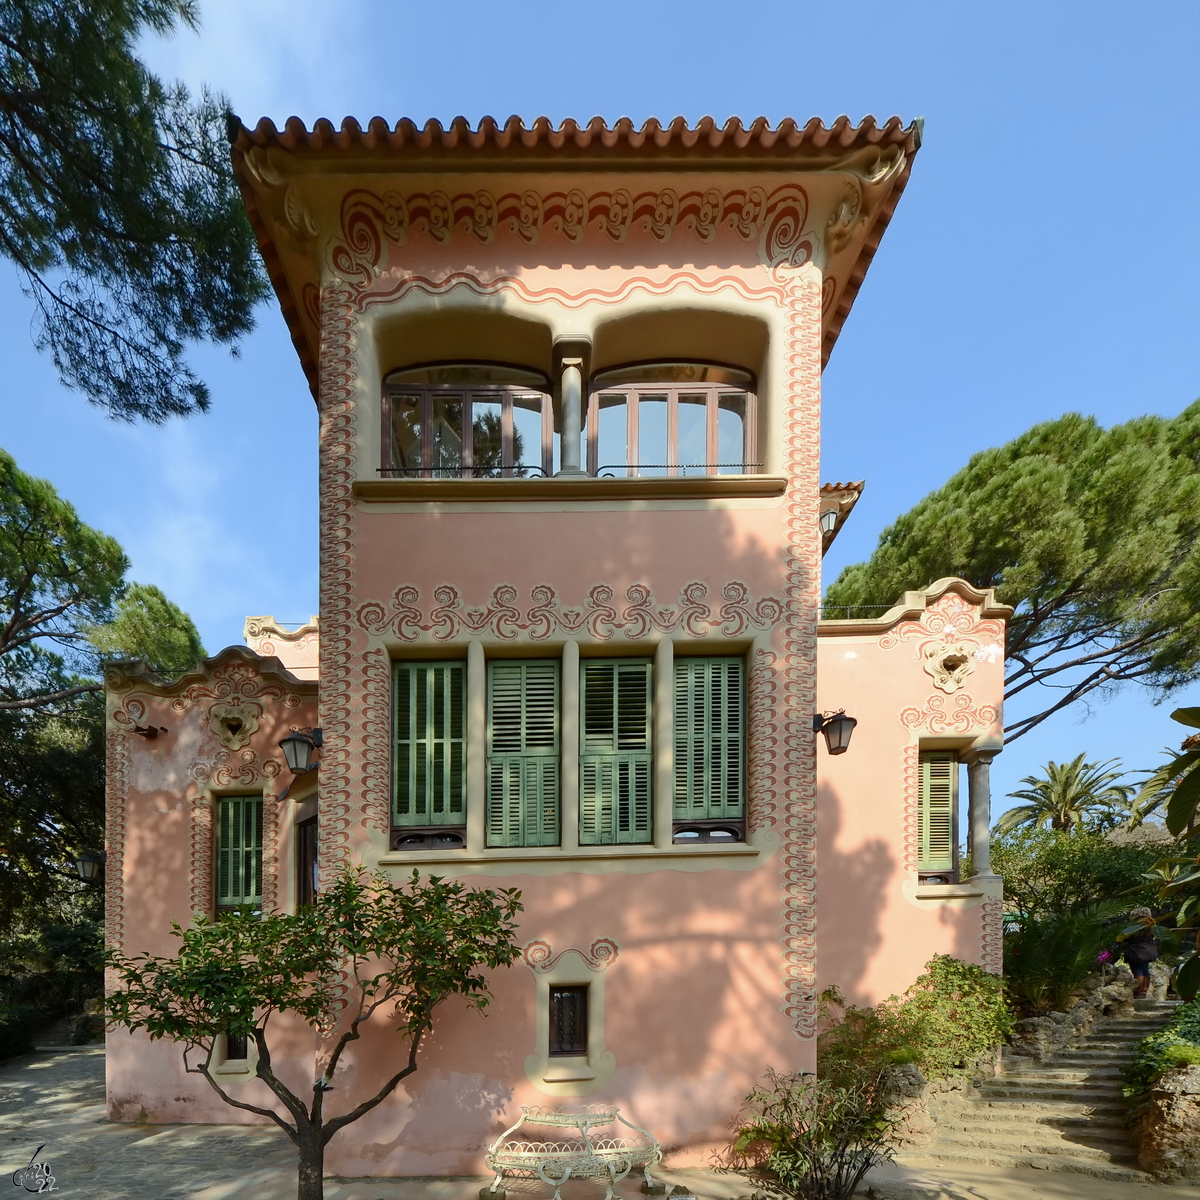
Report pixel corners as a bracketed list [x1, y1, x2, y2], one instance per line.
[484, 1104, 662, 1200]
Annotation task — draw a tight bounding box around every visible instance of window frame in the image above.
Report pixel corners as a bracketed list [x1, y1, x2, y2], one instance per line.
[391, 660, 468, 850]
[672, 655, 746, 842]
[486, 659, 562, 849]
[215, 793, 264, 911]
[548, 984, 589, 1057]
[382, 367, 553, 478]
[917, 750, 959, 882]
[586, 362, 758, 478]
[579, 658, 654, 846]
[295, 815, 317, 909]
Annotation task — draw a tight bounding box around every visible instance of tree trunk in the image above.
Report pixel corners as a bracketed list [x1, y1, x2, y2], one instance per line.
[297, 1125, 325, 1200]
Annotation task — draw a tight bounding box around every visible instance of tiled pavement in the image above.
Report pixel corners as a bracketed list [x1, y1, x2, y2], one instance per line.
[2, 1046, 1198, 1199]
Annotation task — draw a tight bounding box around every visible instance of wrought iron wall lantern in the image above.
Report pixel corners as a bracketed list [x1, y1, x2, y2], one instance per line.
[813, 710, 857, 755]
[279, 727, 323, 775]
[818, 509, 839, 536]
[75, 850, 107, 881]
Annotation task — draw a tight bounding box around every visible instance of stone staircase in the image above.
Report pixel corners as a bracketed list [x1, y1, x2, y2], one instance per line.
[898, 998, 1181, 1180]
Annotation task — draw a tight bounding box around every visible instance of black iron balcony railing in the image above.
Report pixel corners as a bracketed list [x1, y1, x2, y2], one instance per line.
[597, 462, 764, 477]
[819, 603, 895, 620]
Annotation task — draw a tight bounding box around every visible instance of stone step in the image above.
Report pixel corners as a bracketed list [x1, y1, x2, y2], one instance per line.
[931, 1132, 1134, 1161]
[939, 1121, 1133, 1149]
[955, 1099, 1127, 1118]
[939, 1110, 1128, 1131]
[998, 1068, 1127, 1082]
[897, 1151, 1147, 1182]
[978, 1084, 1126, 1103]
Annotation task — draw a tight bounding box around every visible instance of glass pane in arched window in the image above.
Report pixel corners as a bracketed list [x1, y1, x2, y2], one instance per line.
[596, 393, 627, 476]
[512, 394, 543, 476]
[677, 393, 708, 474]
[717, 393, 748, 472]
[471, 395, 504, 477]
[638, 394, 668, 476]
[431, 395, 463, 477]
[391, 394, 422, 474]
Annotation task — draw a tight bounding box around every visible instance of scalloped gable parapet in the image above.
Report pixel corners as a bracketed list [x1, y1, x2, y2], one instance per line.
[818, 576, 1013, 636]
[103, 643, 318, 697]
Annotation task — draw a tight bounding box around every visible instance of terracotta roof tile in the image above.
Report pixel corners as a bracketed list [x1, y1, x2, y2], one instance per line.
[230, 113, 921, 162]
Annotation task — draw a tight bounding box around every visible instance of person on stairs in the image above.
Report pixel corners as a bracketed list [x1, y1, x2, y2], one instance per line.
[1119, 906, 1159, 998]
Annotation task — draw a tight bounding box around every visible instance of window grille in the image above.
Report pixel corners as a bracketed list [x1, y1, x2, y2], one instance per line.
[382, 366, 552, 478]
[580, 660, 653, 844]
[548, 985, 589, 1056]
[225, 1033, 249, 1060]
[486, 661, 560, 847]
[393, 662, 466, 827]
[918, 751, 957, 875]
[587, 363, 757, 478]
[673, 657, 745, 824]
[216, 795, 263, 909]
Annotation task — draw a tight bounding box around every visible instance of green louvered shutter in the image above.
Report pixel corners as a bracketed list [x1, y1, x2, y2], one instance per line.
[918, 751, 957, 873]
[486, 661, 560, 847]
[393, 662, 466, 826]
[674, 657, 744, 820]
[216, 795, 263, 908]
[579, 661, 653, 844]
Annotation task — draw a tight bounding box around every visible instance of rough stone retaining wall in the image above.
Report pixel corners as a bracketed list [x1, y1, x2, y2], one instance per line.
[1136, 1062, 1200, 1178]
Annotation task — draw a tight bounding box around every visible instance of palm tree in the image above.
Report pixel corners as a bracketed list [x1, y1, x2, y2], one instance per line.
[994, 754, 1134, 836]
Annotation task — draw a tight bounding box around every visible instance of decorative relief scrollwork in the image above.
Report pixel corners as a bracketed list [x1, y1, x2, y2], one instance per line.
[900, 743, 920, 877]
[899, 693, 1001, 735]
[522, 938, 620, 974]
[980, 898, 1004, 975]
[880, 592, 1005, 695]
[355, 580, 786, 643]
[190, 748, 282, 789]
[329, 184, 814, 286]
[208, 702, 261, 750]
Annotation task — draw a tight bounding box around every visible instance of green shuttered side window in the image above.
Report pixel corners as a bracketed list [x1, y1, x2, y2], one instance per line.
[580, 660, 653, 845]
[674, 657, 744, 820]
[918, 751, 957, 873]
[394, 662, 466, 827]
[217, 794, 263, 908]
[487, 661, 560, 847]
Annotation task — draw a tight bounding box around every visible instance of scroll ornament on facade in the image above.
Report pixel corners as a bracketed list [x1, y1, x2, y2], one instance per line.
[523, 939, 620, 974]
[356, 580, 787, 643]
[880, 592, 1005, 695]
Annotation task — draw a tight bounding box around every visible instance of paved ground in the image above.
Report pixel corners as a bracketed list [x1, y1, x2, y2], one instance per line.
[2, 1047, 1198, 1199]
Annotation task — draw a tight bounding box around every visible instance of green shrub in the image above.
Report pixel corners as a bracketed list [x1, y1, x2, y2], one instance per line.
[724, 1067, 899, 1200]
[819, 955, 1011, 1085]
[1161, 1044, 1200, 1068]
[1124, 998, 1200, 1114]
[0, 1004, 42, 1061]
[1003, 905, 1124, 1015]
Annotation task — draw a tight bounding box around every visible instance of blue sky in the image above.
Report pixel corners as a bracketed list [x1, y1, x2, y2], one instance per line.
[1, 0, 1197, 808]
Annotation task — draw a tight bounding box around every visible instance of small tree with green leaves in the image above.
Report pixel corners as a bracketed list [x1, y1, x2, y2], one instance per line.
[1132, 707, 1200, 1000]
[994, 755, 1135, 836]
[105, 870, 523, 1200]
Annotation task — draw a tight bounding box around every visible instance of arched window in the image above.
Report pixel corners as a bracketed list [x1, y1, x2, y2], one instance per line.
[587, 362, 757, 477]
[383, 363, 552, 478]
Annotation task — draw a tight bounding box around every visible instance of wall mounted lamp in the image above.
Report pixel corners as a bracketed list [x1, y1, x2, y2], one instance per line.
[813, 710, 857, 755]
[75, 850, 107, 881]
[279, 727, 323, 775]
[818, 509, 839, 536]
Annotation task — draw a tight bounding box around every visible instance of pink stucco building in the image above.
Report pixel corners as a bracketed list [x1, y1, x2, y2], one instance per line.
[103, 114, 1008, 1176]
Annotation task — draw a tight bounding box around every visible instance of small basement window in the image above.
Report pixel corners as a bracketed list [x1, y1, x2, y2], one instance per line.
[548, 985, 589, 1057]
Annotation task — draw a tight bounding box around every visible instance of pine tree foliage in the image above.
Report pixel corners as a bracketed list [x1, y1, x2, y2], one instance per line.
[0, 0, 268, 421]
[825, 404, 1200, 740]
